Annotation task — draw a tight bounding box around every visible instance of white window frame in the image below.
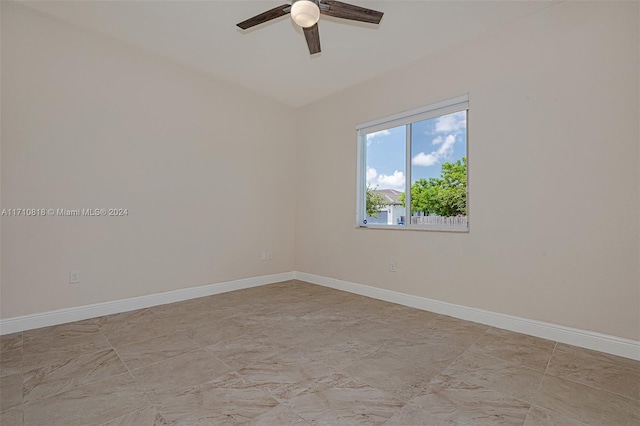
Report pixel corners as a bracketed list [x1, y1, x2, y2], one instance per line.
[356, 94, 469, 232]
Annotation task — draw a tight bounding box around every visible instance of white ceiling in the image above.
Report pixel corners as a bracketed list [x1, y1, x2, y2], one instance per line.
[21, 1, 557, 107]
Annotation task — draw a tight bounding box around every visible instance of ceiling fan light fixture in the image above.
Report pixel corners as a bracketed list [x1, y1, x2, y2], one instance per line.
[237, 0, 383, 55]
[291, 0, 320, 28]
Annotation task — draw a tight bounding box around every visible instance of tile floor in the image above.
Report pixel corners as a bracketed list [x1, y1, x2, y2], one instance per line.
[0, 280, 638, 425]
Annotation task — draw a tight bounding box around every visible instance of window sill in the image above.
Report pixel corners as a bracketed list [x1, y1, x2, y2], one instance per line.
[357, 224, 469, 233]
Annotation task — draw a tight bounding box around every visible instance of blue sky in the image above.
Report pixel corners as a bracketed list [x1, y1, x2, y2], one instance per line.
[365, 110, 467, 191]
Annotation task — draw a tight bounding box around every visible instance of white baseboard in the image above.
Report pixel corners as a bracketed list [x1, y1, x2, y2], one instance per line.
[0, 272, 295, 335]
[295, 271, 640, 361]
[2, 270, 638, 361]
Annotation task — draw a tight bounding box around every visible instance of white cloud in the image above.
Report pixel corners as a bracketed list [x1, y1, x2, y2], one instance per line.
[366, 167, 378, 182]
[435, 111, 466, 133]
[412, 152, 439, 167]
[367, 167, 405, 191]
[366, 129, 391, 141]
[438, 134, 456, 157]
[376, 171, 405, 190]
[413, 134, 457, 167]
[432, 136, 443, 145]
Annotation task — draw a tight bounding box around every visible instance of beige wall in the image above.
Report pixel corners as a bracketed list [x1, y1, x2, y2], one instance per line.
[1, 2, 296, 318]
[295, 2, 640, 340]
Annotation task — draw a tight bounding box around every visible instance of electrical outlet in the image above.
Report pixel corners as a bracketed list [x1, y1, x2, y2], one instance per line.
[261, 252, 267, 261]
[389, 262, 396, 272]
[69, 270, 80, 284]
[267, 252, 273, 260]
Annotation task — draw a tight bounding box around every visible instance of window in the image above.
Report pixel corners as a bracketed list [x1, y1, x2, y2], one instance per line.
[356, 95, 468, 231]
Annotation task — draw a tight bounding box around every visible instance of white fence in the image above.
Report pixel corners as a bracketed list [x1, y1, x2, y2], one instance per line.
[411, 216, 468, 226]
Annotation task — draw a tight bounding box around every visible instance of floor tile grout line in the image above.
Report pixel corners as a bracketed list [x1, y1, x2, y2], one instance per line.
[407, 327, 544, 412]
[97, 327, 155, 410]
[550, 346, 640, 373]
[334, 345, 386, 374]
[525, 341, 558, 421]
[20, 331, 24, 425]
[21, 338, 144, 406]
[108, 328, 197, 354]
[436, 348, 550, 409]
[119, 344, 244, 409]
[551, 344, 640, 374]
[22, 342, 117, 378]
[541, 340, 640, 401]
[543, 369, 639, 402]
[386, 325, 539, 413]
[433, 324, 494, 376]
[385, 324, 557, 425]
[461, 346, 553, 374]
[23, 329, 99, 408]
[115, 333, 205, 373]
[20, 332, 114, 380]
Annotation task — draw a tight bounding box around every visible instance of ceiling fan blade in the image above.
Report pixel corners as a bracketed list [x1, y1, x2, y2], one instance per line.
[320, 0, 383, 24]
[303, 23, 321, 55]
[237, 4, 291, 30]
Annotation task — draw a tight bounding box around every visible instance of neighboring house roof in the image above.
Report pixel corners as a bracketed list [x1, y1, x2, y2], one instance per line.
[373, 189, 403, 205]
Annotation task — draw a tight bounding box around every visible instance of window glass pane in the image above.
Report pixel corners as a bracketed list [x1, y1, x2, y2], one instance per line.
[410, 110, 467, 227]
[363, 125, 406, 226]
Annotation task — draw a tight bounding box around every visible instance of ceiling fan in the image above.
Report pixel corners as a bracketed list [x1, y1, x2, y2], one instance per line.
[237, 0, 384, 55]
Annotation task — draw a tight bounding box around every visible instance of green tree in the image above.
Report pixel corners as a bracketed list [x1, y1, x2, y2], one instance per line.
[399, 157, 467, 217]
[398, 179, 438, 216]
[365, 185, 386, 217]
[434, 157, 467, 216]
